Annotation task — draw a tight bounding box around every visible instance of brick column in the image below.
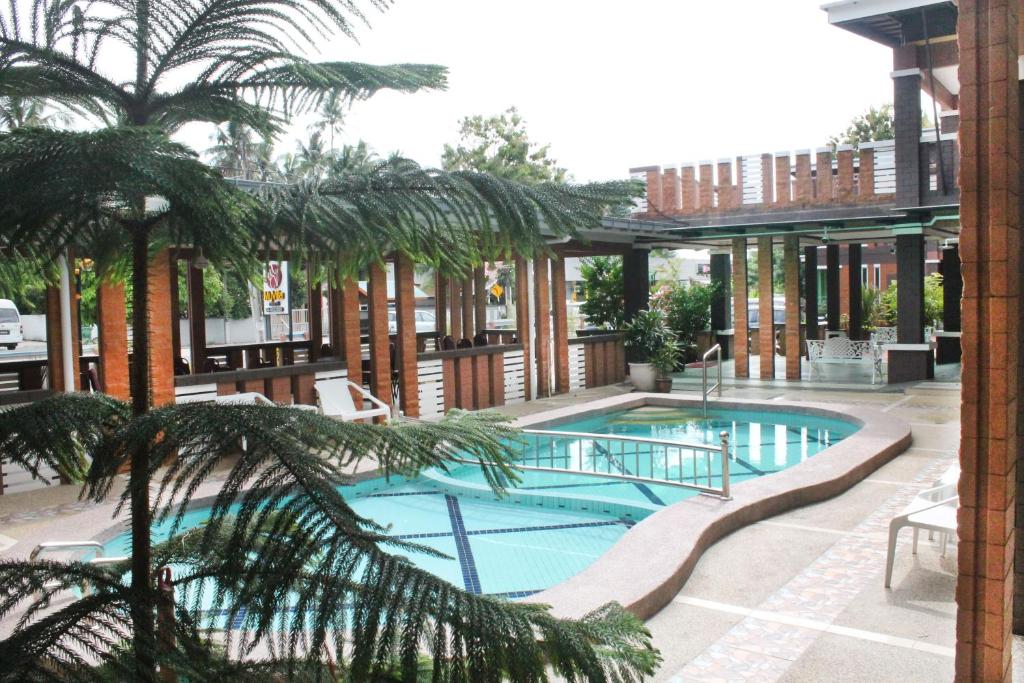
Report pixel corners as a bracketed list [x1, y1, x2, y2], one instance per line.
[449, 278, 463, 340]
[186, 264, 206, 372]
[826, 244, 841, 332]
[774, 152, 791, 206]
[461, 277, 474, 340]
[514, 255, 533, 400]
[367, 263, 392, 409]
[757, 237, 775, 380]
[698, 162, 714, 209]
[339, 277, 362, 385]
[474, 265, 487, 336]
[662, 167, 680, 212]
[147, 248, 176, 407]
[957, 2, 1020, 679]
[893, 67, 923, 208]
[815, 148, 833, 202]
[394, 254, 419, 417]
[434, 271, 448, 338]
[533, 256, 551, 398]
[804, 246, 819, 341]
[836, 146, 855, 202]
[96, 278, 130, 400]
[848, 244, 863, 340]
[623, 248, 650, 324]
[551, 253, 569, 394]
[783, 237, 801, 380]
[732, 238, 749, 378]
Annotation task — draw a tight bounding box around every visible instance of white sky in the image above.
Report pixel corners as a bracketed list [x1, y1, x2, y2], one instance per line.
[177, 0, 899, 182]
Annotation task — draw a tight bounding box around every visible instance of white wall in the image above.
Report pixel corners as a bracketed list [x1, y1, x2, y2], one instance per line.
[22, 314, 46, 341]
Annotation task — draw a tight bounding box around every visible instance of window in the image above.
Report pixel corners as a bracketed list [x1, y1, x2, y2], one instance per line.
[861, 264, 869, 286]
[0, 309, 17, 323]
[873, 264, 881, 289]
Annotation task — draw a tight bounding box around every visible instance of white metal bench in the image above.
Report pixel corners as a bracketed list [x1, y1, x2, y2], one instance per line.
[806, 337, 883, 383]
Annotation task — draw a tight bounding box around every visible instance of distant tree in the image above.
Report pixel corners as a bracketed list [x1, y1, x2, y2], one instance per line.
[206, 122, 275, 180]
[829, 104, 895, 149]
[309, 91, 347, 153]
[579, 256, 625, 329]
[442, 106, 568, 183]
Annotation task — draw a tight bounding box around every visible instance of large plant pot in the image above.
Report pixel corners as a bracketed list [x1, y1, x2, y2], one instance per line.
[654, 376, 674, 393]
[628, 362, 657, 391]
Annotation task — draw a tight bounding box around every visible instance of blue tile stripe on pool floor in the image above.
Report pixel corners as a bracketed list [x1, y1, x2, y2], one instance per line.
[444, 494, 482, 594]
[393, 519, 627, 541]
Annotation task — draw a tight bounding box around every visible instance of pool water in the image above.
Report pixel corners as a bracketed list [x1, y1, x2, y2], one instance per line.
[102, 405, 857, 605]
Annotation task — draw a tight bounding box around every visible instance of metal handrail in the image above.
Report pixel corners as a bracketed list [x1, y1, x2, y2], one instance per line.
[30, 541, 104, 562]
[702, 344, 722, 417]
[509, 428, 732, 500]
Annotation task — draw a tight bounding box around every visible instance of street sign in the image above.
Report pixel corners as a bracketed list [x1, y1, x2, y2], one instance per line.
[262, 261, 289, 315]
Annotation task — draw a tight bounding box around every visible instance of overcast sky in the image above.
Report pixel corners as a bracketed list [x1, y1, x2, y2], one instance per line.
[179, 0, 901, 182]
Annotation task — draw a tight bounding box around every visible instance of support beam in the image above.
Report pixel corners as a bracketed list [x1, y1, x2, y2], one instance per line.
[367, 263, 392, 412]
[307, 269, 323, 362]
[896, 234, 925, 344]
[461, 277, 474, 341]
[169, 255, 181, 371]
[710, 252, 731, 332]
[96, 278, 130, 400]
[187, 264, 206, 373]
[474, 265, 487, 337]
[938, 245, 963, 364]
[533, 256, 551, 398]
[148, 248, 176, 407]
[394, 254, 419, 417]
[623, 248, 650, 324]
[893, 66, 923, 208]
[804, 246, 819, 342]
[514, 255, 533, 400]
[339, 277, 362, 385]
[826, 244, 841, 332]
[327, 277, 341, 355]
[956, 3, 1019, 679]
[449, 278, 463, 341]
[847, 244, 863, 340]
[784, 237, 801, 380]
[434, 271, 448, 338]
[757, 237, 775, 380]
[551, 252, 569, 394]
[732, 238, 749, 379]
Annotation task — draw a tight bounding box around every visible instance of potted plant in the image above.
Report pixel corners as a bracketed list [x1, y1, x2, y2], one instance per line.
[623, 309, 671, 391]
[651, 338, 681, 393]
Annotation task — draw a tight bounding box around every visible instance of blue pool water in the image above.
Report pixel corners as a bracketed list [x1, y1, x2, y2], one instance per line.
[102, 406, 857, 602]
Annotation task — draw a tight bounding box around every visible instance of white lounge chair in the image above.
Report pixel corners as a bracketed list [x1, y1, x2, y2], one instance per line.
[314, 378, 392, 423]
[884, 482, 958, 588]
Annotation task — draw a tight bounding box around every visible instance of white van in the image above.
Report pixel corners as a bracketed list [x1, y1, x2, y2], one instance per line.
[0, 299, 23, 349]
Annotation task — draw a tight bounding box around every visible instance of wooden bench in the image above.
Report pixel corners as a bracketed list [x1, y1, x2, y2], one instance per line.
[806, 337, 883, 383]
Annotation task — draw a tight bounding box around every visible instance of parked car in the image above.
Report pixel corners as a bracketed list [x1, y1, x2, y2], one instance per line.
[0, 299, 23, 350]
[745, 297, 787, 327]
[387, 308, 437, 334]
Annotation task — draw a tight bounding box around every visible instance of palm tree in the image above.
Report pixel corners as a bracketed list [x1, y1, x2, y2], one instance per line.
[207, 121, 275, 180]
[310, 90, 347, 153]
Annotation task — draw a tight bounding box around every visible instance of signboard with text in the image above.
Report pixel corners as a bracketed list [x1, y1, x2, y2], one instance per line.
[262, 261, 289, 315]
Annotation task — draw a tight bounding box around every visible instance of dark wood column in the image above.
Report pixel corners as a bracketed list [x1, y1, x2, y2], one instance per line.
[307, 268, 322, 362]
[461, 277, 474, 340]
[893, 66, 923, 208]
[434, 271, 448, 338]
[757, 236, 775, 380]
[367, 262, 392, 410]
[710, 251, 731, 331]
[847, 244, 863, 340]
[394, 254, 419, 417]
[732, 238, 749, 378]
[186, 264, 206, 372]
[514, 255, 532, 400]
[474, 265, 487, 335]
[804, 245, 819, 341]
[449, 278, 463, 341]
[957, 2, 1019, 678]
[551, 252, 569, 394]
[169, 254, 181, 368]
[826, 244, 841, 332]
[623, 248, 650, 323]
[896, 234, 925, 343]
[783, 236, 801, 380]
[533, 256, 551, 398]
[938, 245, 963, 364]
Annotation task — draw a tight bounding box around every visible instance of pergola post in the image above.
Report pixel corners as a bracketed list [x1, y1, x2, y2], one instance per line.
[888, 233, 931, 382]
[327, 277, 341, 356]
[784, 236, 801, 380]
[514, 255, 533, 400]
[474, 265, 487, 337]
[847, 243, 863, 339]
[394, 254, 419, 417]
[339, 276, 362, 387]
[45, 283, 80, 392]
[732, 238, 749, 378]
[461, 277, 474, 341]
[710, 250, 731, 359]
[533, 256, 551, 398]
[367, 262, 392, 413]
[307, 267, 322, 362]
[449, 278, 463, 341]
[169, 253, 181, 371]
[623, 248, 650, 324]
[757, 237, 775, 379]
[148, 248, 176, 406]
[956, 1, 1019, 678]
[186, 263, 206, 373]
[96, 278, 130, 399]
[937, 244, 962, 364]
[826, 244, 841, 332]
[804, 245, 819, 341]
[551, 251, 569, 394]
[434, 271, 448, 339]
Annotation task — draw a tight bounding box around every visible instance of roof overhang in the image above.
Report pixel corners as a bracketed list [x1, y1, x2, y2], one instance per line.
[822, 0, 957, 48]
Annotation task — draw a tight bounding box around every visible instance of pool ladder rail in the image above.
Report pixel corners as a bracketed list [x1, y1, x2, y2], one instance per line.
[29, 541, 129, 597]
[702, 344, 722, 417]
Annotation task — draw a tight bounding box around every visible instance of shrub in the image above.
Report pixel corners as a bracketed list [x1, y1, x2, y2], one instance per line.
[579, 256, 624, 329]
[650, 281, 716, 360]
[880, 273, 944, 327]
[623, 309, 672, 363]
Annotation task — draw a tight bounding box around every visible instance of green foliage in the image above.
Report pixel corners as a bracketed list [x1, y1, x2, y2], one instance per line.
[880, 273, 944, 327]
[442, 107, 568, 183]
[651, 282, 716, 359]
[623, 309, 672, 364]
[579, 256, 625, 329]
[651, 338, 682, 377]
[829, 104, 895, 149]
[861, 286, 883, 330]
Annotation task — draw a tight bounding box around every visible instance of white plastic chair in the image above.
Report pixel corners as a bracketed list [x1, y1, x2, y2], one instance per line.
[314, 378, 392, 423]
[884, 482, 958, 588]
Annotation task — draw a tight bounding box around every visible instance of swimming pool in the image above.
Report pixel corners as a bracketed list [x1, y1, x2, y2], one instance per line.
[101, 404, 858, 602]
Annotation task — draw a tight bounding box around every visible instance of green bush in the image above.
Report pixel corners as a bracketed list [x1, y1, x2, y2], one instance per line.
[650, 281, 716, 361]
[880, 273, 943, 327]
[623, 309, 672, 363]
[579, 256, 624, 329]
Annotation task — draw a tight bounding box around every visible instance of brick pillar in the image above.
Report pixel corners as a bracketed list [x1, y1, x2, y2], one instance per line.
[893, 67, 923, 208]
[533, 256, 551, 398]
[186, 264, 205, 373]
[716, 159, 734, 210]
[815, 148, 833, 202]
[307, 270, 322, 361]
[45, 286, 67, 391]
[760, 154, 773, 206]
[449, 278, 463, 340]
[957, 3, 1020, 680]
[147, 249, 175, 407]
[732, 238, 749, 378]
[710, 252, 731, 332]
[783, 237, 801, 380]
[826, 244, 841, 332]
[551, 253, 569, 394]
[434, 271, 448, 338]
[680, 164, 698, 211]
[394, 254, 419, 417]
[848, 244, 863, 340]
[794, 151, 813, 203]
[698, 162, 714, 209]
[645, 168, 662, 214]
[896, 234, 925, 343]
[858, 147, 875, 197]
[774, 152, 791, 206]
[474, 266, 487, 336]
[514, 255, 533, 400]
[97, 278, 130, 400]
[623, 249, 650, 324]
[757, 237, 775, 380]
[339, 277, 362, 385]
[662, 167, 680, 212]
[367, 263, 392, 408]
[836, 146, 855, 202]
[804, 246, 819, 341]
[461, 277, 474, 340]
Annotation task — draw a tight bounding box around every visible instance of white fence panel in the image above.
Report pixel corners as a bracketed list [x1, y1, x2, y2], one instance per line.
[2, 459, 60, 495]
[417, 359, 446, 418]
[503, 350, 526, 404]
[568, 344, 586, 390]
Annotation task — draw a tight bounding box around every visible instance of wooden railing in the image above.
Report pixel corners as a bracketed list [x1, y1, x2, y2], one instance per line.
[174, 359, 347, 407]
[568, 334, 625, 389]
[416, 344, 523, 417]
